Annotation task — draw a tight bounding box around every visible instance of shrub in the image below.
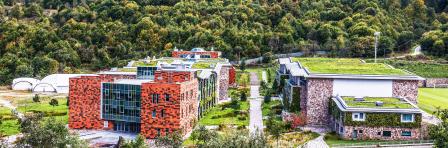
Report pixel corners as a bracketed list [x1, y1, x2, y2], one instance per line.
[32, 94, 40, 103]
[237, 115, 246, 121]
[264, 94, 271, 103]
[240, 91, 247, 101]
[49, 99, 59, 107]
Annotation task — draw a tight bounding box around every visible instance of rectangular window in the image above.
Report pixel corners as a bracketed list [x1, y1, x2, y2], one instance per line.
[165, 94, 170, 102]
[152, 94, 159, 104]
[401, 131, 412, 137]
[152, 110, 156, 118]
[352, 113, 365, 121]
[383, 131, 391, 137]
[104, 121, 108, 128]
[339, 127, 343, 133]
[157, 128, 161, 137]
[401, 114, 414, 123]
[161, 109, 165, 118]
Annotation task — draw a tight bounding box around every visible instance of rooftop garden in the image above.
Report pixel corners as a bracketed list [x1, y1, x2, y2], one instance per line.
[291, 58, 410, 76]
[383, 60, 448, 78]
[342, 97, 415, 109]
[132, 60, 158, 67]
[116, 68, 137, 72]
[192, 61, 216, 69]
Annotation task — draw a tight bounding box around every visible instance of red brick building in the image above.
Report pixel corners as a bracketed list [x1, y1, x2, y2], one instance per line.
[69, 48, 235, 139]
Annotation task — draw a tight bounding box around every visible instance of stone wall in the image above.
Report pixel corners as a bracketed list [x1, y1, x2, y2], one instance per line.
[392, 80, 419, 104]
[218, 66, 230, 100]
[304, 78, 333, 125]
[424, 78, 448, 88]
[68, 75, 114, 130]
[341, 126, 422, 140]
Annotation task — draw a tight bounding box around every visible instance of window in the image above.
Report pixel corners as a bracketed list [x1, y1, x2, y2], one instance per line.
[352, 113, 365, 121]
[339, 127, 344, 133]
[165, 94, 170, 102]
[152, 110, 156, 118]
[157, 128, 161, 136]
[382, 131, 391, 137]
[161, 109, 165, 118]
[377, 132, 381, 135]
[152, 94, 159, 104]
[359, 130, 363, 134]
[401, 114, 414, 122]
[401, 131, 412, 137]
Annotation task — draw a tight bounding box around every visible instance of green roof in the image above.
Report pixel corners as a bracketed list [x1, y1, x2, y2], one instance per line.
[342, 97, 415, 109]
[291, 58, 410, 75]
[192, 62, 216, 69]
[117, 68, 137, 72]
[132, 61, 157, 67]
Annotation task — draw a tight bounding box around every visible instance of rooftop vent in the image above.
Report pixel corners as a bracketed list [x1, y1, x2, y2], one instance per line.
[375, 101, 384, 107]
[354, 96, 364, 101]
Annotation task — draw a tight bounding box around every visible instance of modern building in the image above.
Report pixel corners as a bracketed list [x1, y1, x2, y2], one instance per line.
[68, 48, 236, 139]
[276, 58, 425, 140]
[330, 96, 422, 140]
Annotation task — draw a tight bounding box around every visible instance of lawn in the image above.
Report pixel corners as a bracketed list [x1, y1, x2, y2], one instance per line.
[383, 60, 448, 78]
[291, 58, 410, 75]
[0, 119, 20, 136]
[418, 88, 448, 114]
[199, 101, 249, 126]
[17, 97, 68, 117]
[132, 60, 157, 67]
[342, 97, 414, 109]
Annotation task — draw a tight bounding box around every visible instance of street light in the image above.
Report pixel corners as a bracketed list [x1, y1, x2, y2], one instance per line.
[374, 32, 381, 63]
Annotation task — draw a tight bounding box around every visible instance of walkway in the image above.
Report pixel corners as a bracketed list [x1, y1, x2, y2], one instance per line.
[0, 98, 23, 120]
[249, 72, 263, 135]
[301, 126, 330, 148]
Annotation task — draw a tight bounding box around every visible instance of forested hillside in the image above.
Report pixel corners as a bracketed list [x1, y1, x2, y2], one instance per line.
[0, 0, 447, 84]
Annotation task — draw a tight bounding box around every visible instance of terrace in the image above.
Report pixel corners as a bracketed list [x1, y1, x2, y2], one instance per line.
[291, 58, 410, 76]
[341, 96, 416, 109]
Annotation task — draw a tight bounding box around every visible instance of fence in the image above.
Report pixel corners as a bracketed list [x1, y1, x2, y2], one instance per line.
[331, 139, 434, 148]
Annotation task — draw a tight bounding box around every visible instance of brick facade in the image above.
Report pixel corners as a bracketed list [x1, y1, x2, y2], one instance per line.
[69, 76, 114, 130]
[171, 51, 220, 58]
[392, 80, 419, 104]
[304, 78, 333, 125]
[341, 126, 422, 140]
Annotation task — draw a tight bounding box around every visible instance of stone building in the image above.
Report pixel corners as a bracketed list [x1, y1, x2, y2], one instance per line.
[330, 96, 423, 140]
[68, 48, 235, 139]
[276, 58, 425, 140]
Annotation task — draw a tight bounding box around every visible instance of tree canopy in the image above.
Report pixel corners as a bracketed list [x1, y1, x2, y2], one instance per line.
[0, 0, 447, 84]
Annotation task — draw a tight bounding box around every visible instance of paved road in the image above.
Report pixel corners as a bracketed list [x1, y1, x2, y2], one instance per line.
[249, 72, 263, 135]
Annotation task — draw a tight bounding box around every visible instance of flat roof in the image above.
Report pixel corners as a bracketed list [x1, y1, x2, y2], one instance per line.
[332, 96, 421, 113]
[292, 58, 411, 76]
[110, 79, 152, 85]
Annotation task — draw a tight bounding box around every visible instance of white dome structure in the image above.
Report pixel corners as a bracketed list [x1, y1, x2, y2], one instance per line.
[12, 78, 40, 91]
[33, 74, 96, 93]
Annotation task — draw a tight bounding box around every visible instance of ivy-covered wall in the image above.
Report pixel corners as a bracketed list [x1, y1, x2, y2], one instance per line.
[289, 86, 301, 113]
[344, 112, 421, 128]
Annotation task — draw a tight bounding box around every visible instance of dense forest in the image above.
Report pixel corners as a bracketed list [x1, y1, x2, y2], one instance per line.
[0, 0, 447, 84]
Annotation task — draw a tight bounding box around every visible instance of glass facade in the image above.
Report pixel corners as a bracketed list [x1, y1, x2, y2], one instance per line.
[137, 67, 157, 80]
[102, 83, 141, 123]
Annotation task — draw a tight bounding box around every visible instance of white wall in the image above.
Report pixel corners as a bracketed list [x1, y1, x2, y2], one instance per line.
[332, 79, 392, 97]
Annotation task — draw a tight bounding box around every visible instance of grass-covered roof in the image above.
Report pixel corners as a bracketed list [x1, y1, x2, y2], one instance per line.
[342, 97, 415, 109]
[291, 58, 410, 75]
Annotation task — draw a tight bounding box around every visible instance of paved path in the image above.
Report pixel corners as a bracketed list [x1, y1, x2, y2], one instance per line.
[422, 111, 442, 125]
[249, 72, 263, 135]
[303, 135, 329, 148]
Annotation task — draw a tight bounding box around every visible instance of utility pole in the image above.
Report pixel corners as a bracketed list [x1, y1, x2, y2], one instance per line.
[374, 32, 381, 63]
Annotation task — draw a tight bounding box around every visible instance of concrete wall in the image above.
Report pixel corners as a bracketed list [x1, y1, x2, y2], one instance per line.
[333, 79, 393, 97]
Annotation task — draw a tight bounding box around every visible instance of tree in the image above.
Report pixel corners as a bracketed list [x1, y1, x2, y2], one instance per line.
[155, 131, 183, 148]
[122, 135, 147, 148]
[240, 91, 247, 101]
[266, 113, 283, 148]
[429, 109, 448, 148]
[33, 94, 40, 103]
[240, 59, 246, 72]
[16, 114, 86, 147]
[49, 98, 58, 107]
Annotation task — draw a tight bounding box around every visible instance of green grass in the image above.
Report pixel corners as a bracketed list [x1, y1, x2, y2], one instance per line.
[192, 61, 216, 69]
[132, 60, 157, 67]
[291, 58, 409, 75]
[16, 97, 68, 118]
[418, 88, 448, 114]
[199, 101, 249, 126]
[379, 60, 448, 78]
[117, 68, 137, 72]
[262, 100, 281, 116]
[0, 120, 20, 136]
[342, 97, 414, 109]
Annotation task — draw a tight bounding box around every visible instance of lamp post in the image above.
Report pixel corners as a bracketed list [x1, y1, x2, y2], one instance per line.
[374, 32, 381, 63]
